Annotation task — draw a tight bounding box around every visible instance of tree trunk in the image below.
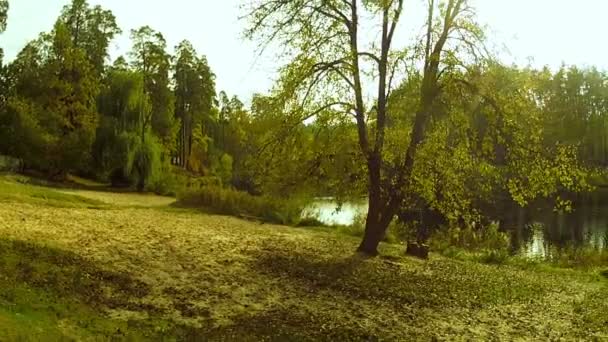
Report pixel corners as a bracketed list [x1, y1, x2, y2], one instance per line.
[358, 153, 384, 255]
[358, 198, 399, 256]
[357, 152, 400, 255]
[357, 205, 385, 256]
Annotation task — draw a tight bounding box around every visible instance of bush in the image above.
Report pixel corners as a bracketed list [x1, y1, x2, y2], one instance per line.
[478, 249, 510, 265]
[297, 217, 326, 227]
[546, 246, 608, 269]
[336, 223, 365, 238]
[177, 187, 305, 225]
[0, 155, 21, 172]
[187, 176, 223, 189]
[430, 222, 510, 253]
[148, 170, 179, 196]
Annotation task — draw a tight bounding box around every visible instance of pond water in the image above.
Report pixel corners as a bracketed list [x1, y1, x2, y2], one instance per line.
[305, 196, 608, 258]
[504, 199, 608, 258]
[302, 199, 368, 226]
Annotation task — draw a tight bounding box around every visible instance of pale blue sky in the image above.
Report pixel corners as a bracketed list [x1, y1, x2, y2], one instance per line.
[1, 0, 606, 102]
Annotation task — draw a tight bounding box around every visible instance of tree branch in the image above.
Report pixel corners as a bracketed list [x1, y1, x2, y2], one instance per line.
[358, 52, 381, 64]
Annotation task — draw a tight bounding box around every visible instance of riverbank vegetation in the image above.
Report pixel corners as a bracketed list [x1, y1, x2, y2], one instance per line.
[1, 0, 608, 339]
[177, 186, 306, 225]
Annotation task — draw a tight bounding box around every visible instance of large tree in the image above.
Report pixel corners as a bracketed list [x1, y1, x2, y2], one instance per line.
[130, 26, 177, 151]
[93, 58, 148, 181]
[58, 0, 121, 75]
[245, 0, 484, 255]
[173, 40, 216, 170]
[2, 23, 99, 176]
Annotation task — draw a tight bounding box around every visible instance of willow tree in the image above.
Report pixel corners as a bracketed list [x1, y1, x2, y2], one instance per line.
[130, 26, 176, 151]
[245, 0, 483, 255]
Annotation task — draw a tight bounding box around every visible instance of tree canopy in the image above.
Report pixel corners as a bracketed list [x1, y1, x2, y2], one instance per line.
[244, 0, 592, 255]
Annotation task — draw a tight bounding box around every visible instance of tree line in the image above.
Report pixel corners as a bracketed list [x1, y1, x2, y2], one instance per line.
[1, 0, 607, 256]
[0, 0, 247, 193]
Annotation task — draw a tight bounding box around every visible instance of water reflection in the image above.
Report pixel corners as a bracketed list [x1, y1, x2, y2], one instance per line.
[507, 201, 608, 258]
[306, 196, 608, 258]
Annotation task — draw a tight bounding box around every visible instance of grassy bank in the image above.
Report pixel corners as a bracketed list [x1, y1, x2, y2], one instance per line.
[0, 176, 606, 340]
[0, 174, 106, 208]
[176, 186, 305, 225]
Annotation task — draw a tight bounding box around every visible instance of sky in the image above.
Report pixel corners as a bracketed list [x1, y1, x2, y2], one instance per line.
[1, 0, 606, 102]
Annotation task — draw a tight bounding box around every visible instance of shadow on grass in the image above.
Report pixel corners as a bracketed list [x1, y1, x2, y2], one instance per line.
[201, 307, 379, 342]
[0, 239, 378, 340]
[248, 244, 554, 311]
[0, 239, 151, 311]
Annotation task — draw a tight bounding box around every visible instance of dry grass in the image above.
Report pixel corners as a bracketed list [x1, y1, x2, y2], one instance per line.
[57, 189, 176, 207]
[0, 178, 606, 340]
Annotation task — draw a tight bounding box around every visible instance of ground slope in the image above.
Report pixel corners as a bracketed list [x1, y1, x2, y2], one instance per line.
[0, 177, 606, 340]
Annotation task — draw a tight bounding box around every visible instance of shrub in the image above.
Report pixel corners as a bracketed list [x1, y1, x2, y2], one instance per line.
[336, 223, 365, 238]
[546, 245, 608, 269]
[297, 217, 326, 227]
[0, 155, 21, 172]
[177, 187, 305, 225]
[441, 246, 465, 259]
[430, 222, 510, 253]
[187, 176, 223, 189]
[478, 249, 510, 265]
[148, 170, 179, 196]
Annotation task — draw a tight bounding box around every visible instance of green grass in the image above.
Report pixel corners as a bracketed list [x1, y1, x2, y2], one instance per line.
[0, 174, 106, 208]
[0, 175, 606, 340]
[0, 239, 203, 340]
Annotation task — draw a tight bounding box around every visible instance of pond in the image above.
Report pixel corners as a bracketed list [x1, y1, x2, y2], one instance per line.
[305, 195, 608, 258]
[504, 198, 608, 258]
[303, 199, 368, 226]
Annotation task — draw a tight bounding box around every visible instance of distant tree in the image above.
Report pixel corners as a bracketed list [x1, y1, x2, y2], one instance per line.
[0, 0, 7, 33]
[0, 40, 48, 164]
[41, 23, 100, 175]
[531, 66, 608, 167]
[130, 26, 177, 152]
[1, 23, 99, 176]
[173, 40, 216, 170]
[0, 0, 8, 62]
[58, 0, 121, 75]
[0, 0, 9, 115]
[93, 59, 148, 183]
